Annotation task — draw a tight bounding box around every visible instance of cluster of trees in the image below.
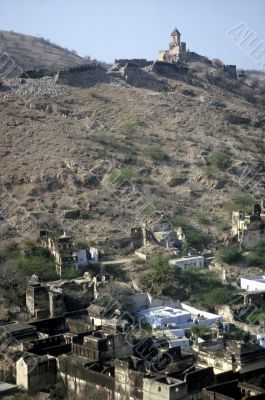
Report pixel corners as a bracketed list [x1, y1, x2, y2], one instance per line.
[0, 239, 58, 298]
[141, 255, 237, 311]
[217, 245, 265, 269]
[217, 245, 242, 264]
[245, 247, 265, 269]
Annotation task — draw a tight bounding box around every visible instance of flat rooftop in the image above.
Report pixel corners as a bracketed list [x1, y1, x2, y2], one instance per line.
[242, 275, 265, 283]
[0, 382, 18, 394]
[169, 256, 204, 262]
[181, 303, 221, 321]
[140, 307, 190, 318]
[0, 323, 36, 334]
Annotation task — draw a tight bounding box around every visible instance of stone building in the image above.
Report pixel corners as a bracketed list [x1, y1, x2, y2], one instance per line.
[72, 330, 133, 362]
[231, 201, 265, 249]
[158, 28, 187, 63]
[203, 380, 265, 399]
[40, 230, 78, 275]
[58, 354, 114, 400]
[26, 272, 111, 319]
[26, 275, 50, 319]
[151, 216, 185, 247]
[115, 358, 187, 400]
[58, 342, 194, 400]
[195, 340, 265, 374]
[131, 215, 185, 251]
[16, 354, 57, 391]
[7, 309, 265, 400]
[26, 275, 65, 319]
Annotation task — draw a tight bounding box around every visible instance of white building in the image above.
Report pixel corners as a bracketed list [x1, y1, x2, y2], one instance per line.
[156, 328, 190, 349]
[181, 304, 221, 327]
[169, 255, 204, 269]
[139, 306, 191, 329]
[139, 304, 221, 330]
[240, 276, 265, 292]
[139, 304, 221, 349]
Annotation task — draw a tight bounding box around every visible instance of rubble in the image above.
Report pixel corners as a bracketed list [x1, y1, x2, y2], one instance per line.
[8, 76, 66, 98]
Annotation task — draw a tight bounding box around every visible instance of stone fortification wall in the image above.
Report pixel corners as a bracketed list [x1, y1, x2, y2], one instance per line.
[113, 59, 153, 68]
[56, 63, 109, 87]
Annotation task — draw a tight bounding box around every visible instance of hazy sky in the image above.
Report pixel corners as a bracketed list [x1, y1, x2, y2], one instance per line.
[1, 0, 265, 70]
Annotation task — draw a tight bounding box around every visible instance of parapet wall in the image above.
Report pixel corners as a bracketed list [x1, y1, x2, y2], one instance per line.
[184, 51, 211, 64]
[114, 59, 153, 68]
[59, 355, 114, 399]
[20, 69, 57, 79]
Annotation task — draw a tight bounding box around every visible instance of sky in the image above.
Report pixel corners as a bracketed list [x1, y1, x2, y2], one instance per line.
[1, 0, 265, 70]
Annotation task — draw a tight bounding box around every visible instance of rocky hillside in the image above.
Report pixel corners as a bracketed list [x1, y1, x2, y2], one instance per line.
[0, 30, 85, 70]
[0, 39, 264, 254]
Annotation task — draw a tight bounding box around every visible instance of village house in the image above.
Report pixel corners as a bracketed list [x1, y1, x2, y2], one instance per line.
[195, 340, 265, 374]
[241, 275, 265, 292]
[139, 307, 192, 330]
[138, 303, 222, 351]
[169, 255, 205, 269]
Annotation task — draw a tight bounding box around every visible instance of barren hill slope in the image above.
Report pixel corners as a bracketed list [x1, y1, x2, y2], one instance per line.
[0, 30, 85, 70]
[0, 66, 264, 253]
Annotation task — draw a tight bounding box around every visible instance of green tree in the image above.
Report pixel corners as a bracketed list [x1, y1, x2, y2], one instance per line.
[149, 254, 174, 287]
[245, 247, 265, 268]
[217, 245, 241, 264]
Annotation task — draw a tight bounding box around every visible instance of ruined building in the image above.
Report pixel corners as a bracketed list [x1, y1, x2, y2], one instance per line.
[58, 333, 195, 400]
[25, 272, 108, 318]
[3, 302, 265, 399]
[195, 340, 265, 374]
[16, 354, 57, 391]
[158, 28, 186, 63]
[40, 230, 78, 275]
[26, 275, 65, 319]
[231, 200, 265, 249]
[157, 29, 237, 80]
[131, 215, 185, 253]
